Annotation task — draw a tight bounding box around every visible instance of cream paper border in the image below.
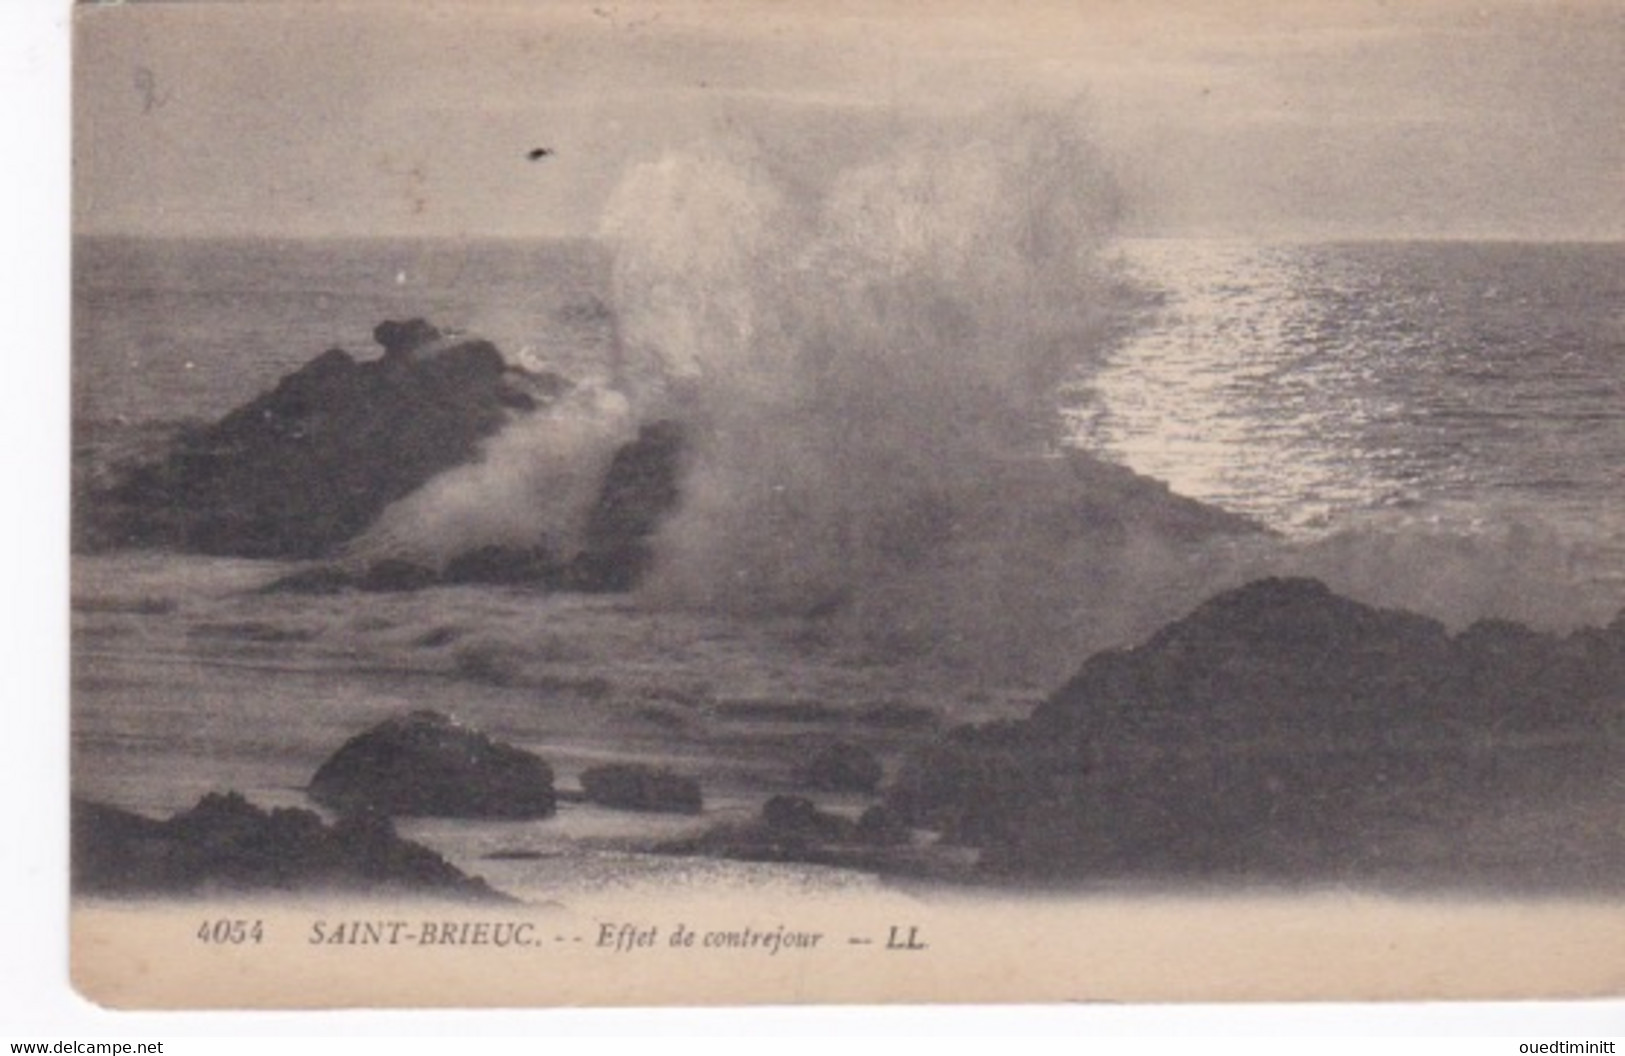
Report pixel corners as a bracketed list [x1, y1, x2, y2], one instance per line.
[71, 894, 1625, 1009]
[61, 0, 1625, 1017]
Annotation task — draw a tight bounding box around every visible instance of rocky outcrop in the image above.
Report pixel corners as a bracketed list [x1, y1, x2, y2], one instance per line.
[578, 763, 703, 814]
[81, 320, 562, 558]
[567, 419, 688, 591]
[80, 315, 692, 590]
[257, 418, 688, 595]
[886, 578, 1625, 883]
[1033, 577, 1620, 743]
[885, 720, 1077, 848]
[308, 710, 556, 819]
[72, 792, 500, 899]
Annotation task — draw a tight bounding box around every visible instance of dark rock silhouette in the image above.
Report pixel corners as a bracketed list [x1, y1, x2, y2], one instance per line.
[373, 318, 445, 361]
[72, 792, 500, 899]
[886, 577, 1625, 883]
[886, 719, 1077, 847]
[761, 795, 856, 843]
[252, 412, 688, 594]
[82, 320, 556, 558]
[578, 763, 703, 814]
[567, 419, 689, 591]
[1033, 577, 1619, 743]
[309, 710, 556, 819]
[855, 804, 912, 846]
[793, 741, 884, 794]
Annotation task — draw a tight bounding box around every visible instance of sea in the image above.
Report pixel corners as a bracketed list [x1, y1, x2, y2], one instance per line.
[70, 233, 1625, 902]
[75, 235, 1625, 542]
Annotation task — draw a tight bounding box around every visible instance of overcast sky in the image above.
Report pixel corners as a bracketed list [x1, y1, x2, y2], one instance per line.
[74, 0, 1625, 240]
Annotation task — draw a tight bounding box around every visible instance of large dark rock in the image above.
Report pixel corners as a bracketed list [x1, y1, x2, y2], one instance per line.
[885, 720, 1080, 846]
[72, 792, 500, 899]
[78, 310, 691, 583]
[80, 319, 560, 558]
[886, 578, 1625, 883]
[568, 419, 688, 591]
[1033, 577, 1618, 743]
[578, 763, 703, 814]
[252, 415, 688, 596]
[308, 710, 556, 819]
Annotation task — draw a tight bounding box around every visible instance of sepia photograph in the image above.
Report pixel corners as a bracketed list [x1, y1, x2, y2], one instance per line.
[63, 0, 1625, 1010]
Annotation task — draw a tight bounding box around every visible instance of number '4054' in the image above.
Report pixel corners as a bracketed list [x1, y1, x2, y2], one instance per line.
[196, 919, 265, 944]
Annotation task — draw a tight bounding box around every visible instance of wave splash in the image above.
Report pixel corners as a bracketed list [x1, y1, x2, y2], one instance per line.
[352, 381, 637, 568]
[349, 104, 1624, 685]
[599, 109, 1257, 674]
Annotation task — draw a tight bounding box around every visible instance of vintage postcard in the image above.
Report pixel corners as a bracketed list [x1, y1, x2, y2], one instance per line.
[69, 0, 1625, 1009]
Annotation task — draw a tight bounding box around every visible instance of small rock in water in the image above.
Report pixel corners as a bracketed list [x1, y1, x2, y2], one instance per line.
[793, 740, 884, 794]
[856, 805, 912, 846]
[761, 795, 856, 843]
[309, 709, 557, 819]
[579, 763, 703, 814]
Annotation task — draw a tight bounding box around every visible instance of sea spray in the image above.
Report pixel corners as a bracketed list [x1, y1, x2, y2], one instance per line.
[328, 105, 1259, 685]
[1277, 509, 1625, 634]
[348, 381, 636, 570]
[595, 107, 1284, 683]
[344, 103, 1625, 686]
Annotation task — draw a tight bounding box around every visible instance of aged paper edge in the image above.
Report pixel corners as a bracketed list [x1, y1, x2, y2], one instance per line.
[62, 0, 1625, 1019]
[71, 895, 1625, 1010]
